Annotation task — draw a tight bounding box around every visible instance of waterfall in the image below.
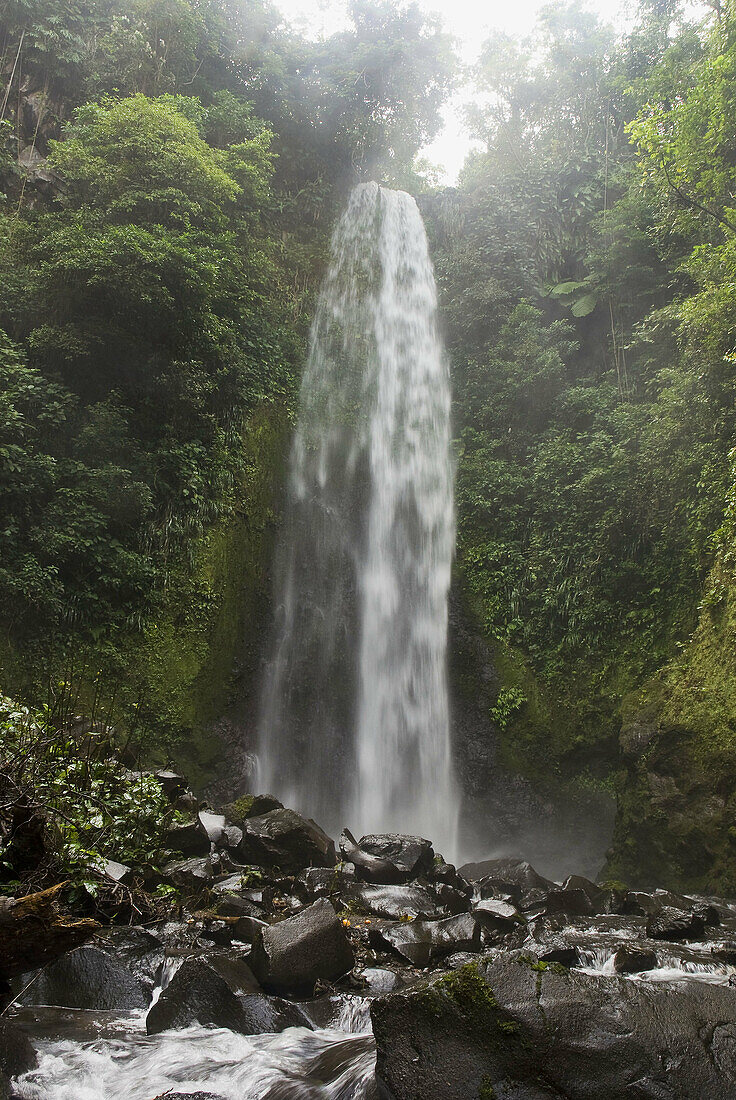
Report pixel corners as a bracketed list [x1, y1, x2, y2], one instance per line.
[258, 181, 457, 858]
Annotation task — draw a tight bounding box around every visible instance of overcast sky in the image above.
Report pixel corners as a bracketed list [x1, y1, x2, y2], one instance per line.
[272, 0, 638, 181]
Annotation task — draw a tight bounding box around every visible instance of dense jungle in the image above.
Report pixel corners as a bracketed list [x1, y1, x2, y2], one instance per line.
[3, 0, 736, 1096]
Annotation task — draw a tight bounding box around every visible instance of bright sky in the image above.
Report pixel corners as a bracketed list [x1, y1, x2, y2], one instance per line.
[272, 0, 639, 182]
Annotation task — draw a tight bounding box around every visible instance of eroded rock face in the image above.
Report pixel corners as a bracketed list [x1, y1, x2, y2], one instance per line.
[249, 898, 354, 994]
[372, 954, 736, 1100]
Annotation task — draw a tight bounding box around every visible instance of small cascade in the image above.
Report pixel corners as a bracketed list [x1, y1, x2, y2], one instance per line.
[257, 181, 457, 857]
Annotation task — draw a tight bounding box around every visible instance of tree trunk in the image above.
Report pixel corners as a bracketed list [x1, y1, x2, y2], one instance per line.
[0, 883, 99, 980]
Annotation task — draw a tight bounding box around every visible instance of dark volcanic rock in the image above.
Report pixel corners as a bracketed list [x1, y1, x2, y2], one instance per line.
[146, 959, 248, 1035]
[238, 993, 313, 1034]
[460, 858, 555, 911]
[613, 945, 658, 974]
[20, 945, 148, 1010]
[0, 1021, 37, 1077]
[249, 898, 354, 994]
[647, 907, 706, 941]
[162, 855, 219, 889]
[369, 914, 480, 967]
[164, 817, 211, 858]
[371, 953, 736, 1099]
[345, 883, 445, 921]
[237, 809, 336, 872]
[224, 794, 283, 825]
[340, 831, 434, 884]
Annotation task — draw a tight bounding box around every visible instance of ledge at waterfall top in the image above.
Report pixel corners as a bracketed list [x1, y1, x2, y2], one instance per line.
[257, 182, 457, 859]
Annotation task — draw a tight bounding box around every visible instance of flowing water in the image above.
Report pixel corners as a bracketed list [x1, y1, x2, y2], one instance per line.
[11, 1007, 376, 1100]
[258, 182, 457, 857]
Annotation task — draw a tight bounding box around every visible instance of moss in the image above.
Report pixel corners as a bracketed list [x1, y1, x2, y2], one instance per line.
[0, 402, 289, 792]
[413, 963, 519, 1037]
[606, 560, 736, 893]
[225, 795, 256, 824]
[478, 1077, 496, 1100]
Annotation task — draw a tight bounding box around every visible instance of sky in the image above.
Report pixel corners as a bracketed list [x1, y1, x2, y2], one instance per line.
[272, 0, 638, 182]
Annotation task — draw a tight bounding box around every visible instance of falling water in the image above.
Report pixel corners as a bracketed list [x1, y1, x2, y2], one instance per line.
[258, 182, 457, 857]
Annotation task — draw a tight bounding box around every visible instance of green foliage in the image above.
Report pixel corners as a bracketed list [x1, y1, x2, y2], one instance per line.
[0, 694, 173, 875]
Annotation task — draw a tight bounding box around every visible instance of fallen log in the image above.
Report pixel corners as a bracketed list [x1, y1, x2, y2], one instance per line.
[0, 882, 100, 979]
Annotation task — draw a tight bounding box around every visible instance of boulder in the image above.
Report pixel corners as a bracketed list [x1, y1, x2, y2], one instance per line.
[473, 898, 522, 933]
[372, 953, 736, 1100]
[369, 914, 480, 967]
[224, 794, 283, 825]
[232, 915, 269, 943]
[146, 959, 249, 1035]
[339, 831, 434, 884]
[249, 898, 354, 994]
[20, 945, 148, 1010]
[206, 953, 261, 994]
[98, 926, 164, 989]
[237, 809, 336, 872]
[161, 855, 218, 889]
[198, 812, 226, 845]
[345, 883, 445, 921]
[458, 857, 553, 893]
[545, 887, 596, 918]
[613, 945, 658, 974]
[647, 907, 706, 941]
[238, 993, 313, 1034]
[164, 817, 210, 858]
[295, 866, 355, 901]
[434, 884, 471, 915]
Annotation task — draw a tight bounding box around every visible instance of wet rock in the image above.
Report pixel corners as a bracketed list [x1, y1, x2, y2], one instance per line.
[0, 1021, 37, 1077]
[205, 953, 260, 993]
[429, 862, 471, 893]
[613, 945, 658, 974]
[155, 770, 188, 800]
[647, 907, 706, 941]
[295, 866, 355, 901]
[434, 884, 471, 915]
[238, 993, 313, 1034]
[562, 875, 606, 909]
[545, 887, 596, 918]
[237, 809, 336, 873]
[362, 967, 403, 994]
[473, 898, 522, 933]
[372, 952, 736, 1100]
[21, 945, 148, 1010]
[458, 857, 553, 893]
[250, 898, 354, 995]
[98, 926, 164, 989]
[369, 913, 480, 967]
[164, 817, 210, 858]
[232, 915, 269, 943]
[102, 859, 134, 885]
[162, 855, 218, 889]
[146, 959, 249, 1034]
[339, 831, 434, 885]
[345, 883, 445, 921]
[224, 794, 283, 825]
[198, 811, 226, 845]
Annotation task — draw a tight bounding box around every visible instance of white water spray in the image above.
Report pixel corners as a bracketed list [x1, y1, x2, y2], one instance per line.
[258, 182, 457, 857]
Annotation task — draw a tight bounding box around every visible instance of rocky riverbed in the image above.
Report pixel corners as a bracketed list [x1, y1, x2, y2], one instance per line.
[3, 775, 736, 1098]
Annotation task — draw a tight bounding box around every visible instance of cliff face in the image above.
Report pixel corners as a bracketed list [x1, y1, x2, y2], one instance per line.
[606, 557, 736, 893]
